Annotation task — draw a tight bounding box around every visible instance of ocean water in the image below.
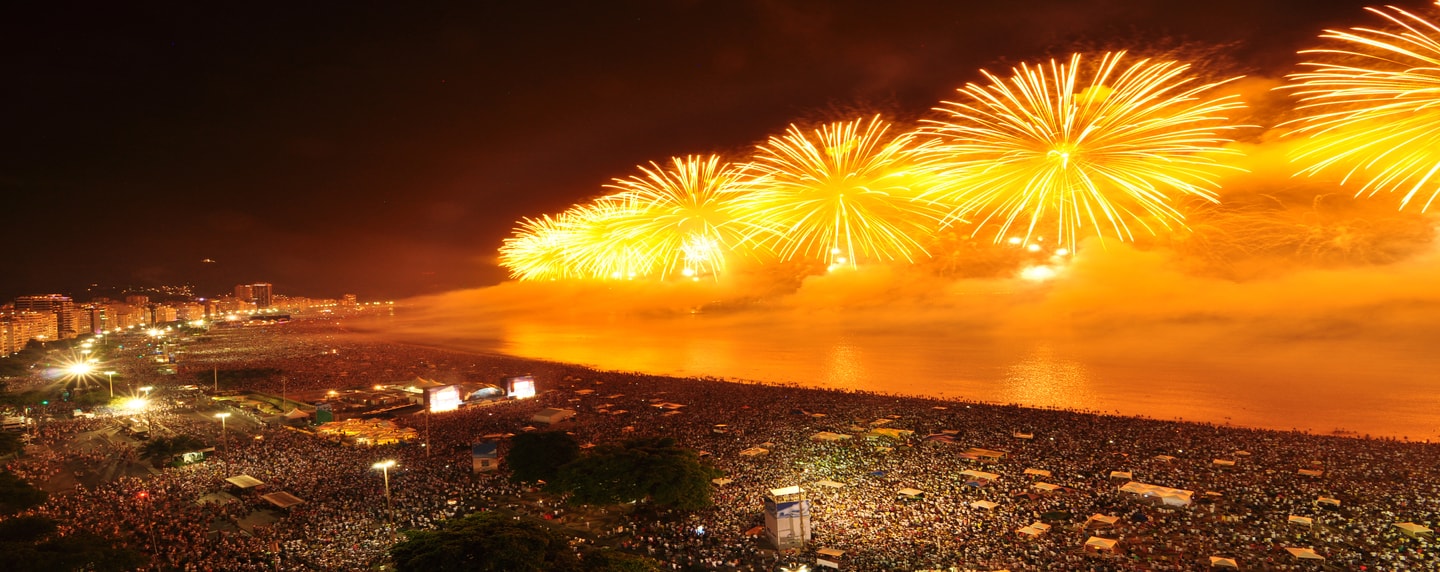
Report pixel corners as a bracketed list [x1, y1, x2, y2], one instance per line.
[384, 309, 1440, 441]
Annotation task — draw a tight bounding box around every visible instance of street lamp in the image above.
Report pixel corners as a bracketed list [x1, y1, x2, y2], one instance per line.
[137, 386, 155, 430]
[372, 460, 397, 523]
[215, 412, 231, 453]
[105, 371, 117, 398]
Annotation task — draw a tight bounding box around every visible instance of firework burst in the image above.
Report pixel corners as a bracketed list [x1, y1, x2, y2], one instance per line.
[737, 116, 947, 267]
[1283, 1, 1440, 211]
[498, 213, 581, 281]
[920, 51, 1247, 250]
[559, 198, 659, 280]
[602, 155, 752, 279]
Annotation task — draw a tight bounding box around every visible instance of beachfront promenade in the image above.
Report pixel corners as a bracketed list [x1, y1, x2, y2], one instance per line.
[3, 317, 1436, 570]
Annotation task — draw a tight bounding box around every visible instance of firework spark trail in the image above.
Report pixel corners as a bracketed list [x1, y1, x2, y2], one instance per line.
[1283, 1, 1440, 212]
[498, 198, 657, 281]
[561, 197, 658, 280]
[602, 155, 752, 279]
[919, 51, 1248, 251]
[736, 115, 949, 268]
[498, 213, 580, 281]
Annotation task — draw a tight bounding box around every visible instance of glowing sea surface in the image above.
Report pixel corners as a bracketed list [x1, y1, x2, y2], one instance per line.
[383, 309, 1440, 441]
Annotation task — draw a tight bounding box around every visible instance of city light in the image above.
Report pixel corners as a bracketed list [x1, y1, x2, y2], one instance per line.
[215, 412, 231, 452]
[373, 459, 397, 523]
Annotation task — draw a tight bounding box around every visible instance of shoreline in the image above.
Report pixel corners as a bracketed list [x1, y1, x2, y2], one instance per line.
[363, 328, 1410, 445]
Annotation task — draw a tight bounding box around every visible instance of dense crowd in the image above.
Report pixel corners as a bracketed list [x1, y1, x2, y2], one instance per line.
[1, 317, 1436, 571]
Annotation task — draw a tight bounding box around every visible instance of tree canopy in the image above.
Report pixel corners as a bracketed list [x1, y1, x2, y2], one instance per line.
[139, 435, 209, 464]
[0, 431, 23, 458]
[0, 470, 48, 515]
[389, 511, 580, 572]
[507, 431, 580, 483]
[0, 515, 147, 572]
[582, 548, 664, 571]
[556, 437, 719, 510]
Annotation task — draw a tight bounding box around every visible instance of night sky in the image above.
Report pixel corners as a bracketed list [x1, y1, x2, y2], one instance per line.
[1, 0, 1375, 301]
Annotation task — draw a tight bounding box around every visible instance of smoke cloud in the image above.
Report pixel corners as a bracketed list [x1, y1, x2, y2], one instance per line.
[367, 71, 1440, 439]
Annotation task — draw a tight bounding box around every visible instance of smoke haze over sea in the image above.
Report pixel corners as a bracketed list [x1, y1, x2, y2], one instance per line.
[368, 73, 1440, 440]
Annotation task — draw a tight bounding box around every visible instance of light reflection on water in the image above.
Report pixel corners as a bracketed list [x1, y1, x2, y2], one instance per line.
[999, 345, 1098, 410]
[392, 315, 1440, 440]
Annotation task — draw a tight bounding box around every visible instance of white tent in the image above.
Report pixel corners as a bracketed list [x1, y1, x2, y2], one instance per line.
[225, 475, 264, 489]
[813, 479, 845, 489]
[1209, 556, 1239, 568]
[739, 447, 769, 457]
[961, 469, 1000, 482]
[1086, 514, 1120, 528]
[1033, 482, 1061, 493]
[1288, 515, 1313, 527]
[1297, 468, 1323, 477]
[897, 487, 924, 499]
[1118, 481, 1193, 507]
[711, 478, 733, 486]
[1017, 522, 1050, 536]
[962, 447, 1007, 460]
[970, 500, 999, 510]
[1212, 459, 1236, 467]
[1085, 536, 1119, 552]
[1396, 522, 1434, 538]
[531, 408, 576, 425]
[1285, 547, 1324, 560]
[1012, 432, 1033, 439]
[1023, 468, 1052, 477]
[260, 491, 305, 509]
[1109, 471, 1133, 480]
[1317, 497, 1341, 507]
[816, 548, 845, 569]
[811, 431, 851, 442]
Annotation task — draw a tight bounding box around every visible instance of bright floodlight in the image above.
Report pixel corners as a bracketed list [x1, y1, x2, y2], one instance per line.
[215, 412, 231, 419]
[147, 328, 162, 337]
[123, 398, 148, 411]
[372, 460, 397, 470]
[65, 362, 95, 376]
[104, 370, 116, 375]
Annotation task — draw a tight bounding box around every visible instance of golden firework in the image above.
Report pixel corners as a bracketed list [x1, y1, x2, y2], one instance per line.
[737, 116, 947, 267]
[498, 213, 581, 281]
[1283, 1, 1440, 211]
[498, 198, 657, 281]
[603, 155, 751, 279]
[560, 197, 659, 280]
[920, 51, 1247, 250]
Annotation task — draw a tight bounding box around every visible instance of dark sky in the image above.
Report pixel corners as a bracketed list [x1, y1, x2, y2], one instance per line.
[0, 0, 1375, 301]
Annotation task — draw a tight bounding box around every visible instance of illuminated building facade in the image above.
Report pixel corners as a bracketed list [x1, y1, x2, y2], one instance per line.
[176, 303, 206, 321]
[13, 294, 78, 339]
[0, 310, 59, 356]
[153, 305, 178, 323]
[251, 283, 273, 308]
